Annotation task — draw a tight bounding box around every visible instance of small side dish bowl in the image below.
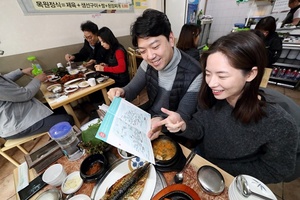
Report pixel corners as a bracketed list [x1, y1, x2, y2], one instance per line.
[47, 84, 61, 92]
[42, 164, 67, 187]
[61, 171, 83, 194]
[80, 154, 108, 182]
[69, 69, 79, 75]
[117, 148, 135, 159]
[35, 188, 62, 200]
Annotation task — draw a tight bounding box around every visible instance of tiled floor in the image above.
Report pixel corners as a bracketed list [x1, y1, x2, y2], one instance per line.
[0, 84, 299, 200]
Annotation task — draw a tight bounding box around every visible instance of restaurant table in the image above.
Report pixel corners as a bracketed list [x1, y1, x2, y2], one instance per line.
[13, 145, 234, 200]
[40, 78, 115, 127]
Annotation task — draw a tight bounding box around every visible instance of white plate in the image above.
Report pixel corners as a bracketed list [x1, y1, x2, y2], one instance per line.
[78, 81, 89, 88]
[64, 78, 84, 86]
[69, 69, 79, 75]
[61, 171, 83, 194]
[231, 175, 276, 200]
[47, 75, 61, 82]
[84, 71, 96, 77]
[93, 159, 156, 200]
[96, 76, 109, 83]
[80, 118, 100, 131]
[47, 84, 61, 92]
[69, 194, 90, 200]
[64, 85, 79, 93]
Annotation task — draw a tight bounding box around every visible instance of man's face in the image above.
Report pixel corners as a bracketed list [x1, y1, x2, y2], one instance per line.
[83, 31, 98, 46]
[136, 33, 175, 71]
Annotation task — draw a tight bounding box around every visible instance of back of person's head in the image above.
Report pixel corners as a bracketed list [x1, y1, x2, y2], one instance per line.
[255, 16, 276, 35]
[199, 31, 268, 123]
[130, 9, 172, 47]
[177, 23, 201, 51]
[98, 27, 120, 51]
[81, 21, 98, 35]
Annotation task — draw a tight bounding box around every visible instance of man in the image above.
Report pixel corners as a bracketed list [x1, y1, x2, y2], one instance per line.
[282, 0, 300, 27]
[107, 9, 202, 141]
[65, 20, 106, 68]
[0, 67, 74, 139]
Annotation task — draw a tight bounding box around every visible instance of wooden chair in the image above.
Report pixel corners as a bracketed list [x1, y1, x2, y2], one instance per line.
[260, 68, 272, 88]
[127, 47, 140, 104]
[0, 132, 48, 167]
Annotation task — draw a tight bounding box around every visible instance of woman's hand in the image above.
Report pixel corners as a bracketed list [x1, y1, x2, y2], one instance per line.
[147, 116, 163, 140]
[94, 63, 105, 72]
[158, 108, 186, 132]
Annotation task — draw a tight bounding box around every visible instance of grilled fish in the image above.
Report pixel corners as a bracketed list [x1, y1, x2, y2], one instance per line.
[101, 162, 150, 200]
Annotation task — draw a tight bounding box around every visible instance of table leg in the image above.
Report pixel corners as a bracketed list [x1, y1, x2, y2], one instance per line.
[101, 88, 111, 105]
[63, 104, 81, 128]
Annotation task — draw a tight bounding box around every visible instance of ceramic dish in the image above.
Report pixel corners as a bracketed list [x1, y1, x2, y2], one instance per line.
[92, 159, 156, 200]
[47, 84, 61, 92]
[69, 194, 91, 200]
[117, 148, 135, 159]
[47, 75, 61, 82]
[96, 76, 109, 83]
[80, 154, 108, 182]
[35, 188, 62, 200]
[78, 81, 89, 88]
[61, 171, 83, 194]
[64, 85, 79, 93]
[69, 69, 79, 75]
[84, 71, 96, 77]
[64, 78, 84, 86]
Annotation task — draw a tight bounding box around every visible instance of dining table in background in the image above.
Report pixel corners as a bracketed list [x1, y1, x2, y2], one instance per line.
[40, 78, 115, 128]
[13, 144, 234, 200]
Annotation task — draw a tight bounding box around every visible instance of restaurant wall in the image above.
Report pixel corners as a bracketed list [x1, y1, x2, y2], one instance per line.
[0, 0, 162, 87]
[205, 0, 288, 44]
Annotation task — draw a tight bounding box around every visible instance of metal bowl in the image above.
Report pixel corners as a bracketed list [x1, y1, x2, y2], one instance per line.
[197, 165, 225, 195]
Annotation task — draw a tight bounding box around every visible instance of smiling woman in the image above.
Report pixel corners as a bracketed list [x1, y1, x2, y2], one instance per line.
[155, 31, 299, 184]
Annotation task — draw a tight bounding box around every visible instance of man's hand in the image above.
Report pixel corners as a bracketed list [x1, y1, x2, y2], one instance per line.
[107, 87, 125, 101]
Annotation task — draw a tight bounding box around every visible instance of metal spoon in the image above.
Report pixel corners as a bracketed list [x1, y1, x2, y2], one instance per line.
[65, 193, 74, 200]
[174, 149, 196, 183]
[236, 175, 274, 200]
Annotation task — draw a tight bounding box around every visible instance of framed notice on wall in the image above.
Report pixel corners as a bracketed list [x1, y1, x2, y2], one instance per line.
[17, 0, 134, 15]
[272, 0, 290, 13]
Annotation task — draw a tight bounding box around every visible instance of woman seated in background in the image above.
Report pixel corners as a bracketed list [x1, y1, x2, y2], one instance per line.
[176, 23, 201, 61]
[94, 27, 130, 88]
[255, 16, 282, 68]
[149, 31, 299, 184]
[0, 67, 74, 139]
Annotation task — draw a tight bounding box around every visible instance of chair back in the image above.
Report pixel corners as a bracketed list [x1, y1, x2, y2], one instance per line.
[127, 47, 138, 80]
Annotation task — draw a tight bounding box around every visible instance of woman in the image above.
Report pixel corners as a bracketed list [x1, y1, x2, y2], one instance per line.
[149, 31, 298, 184]
[94, 27, 130, 88]
[176, 23, 201, 61]
[282, 0, 300, 27]
[255, 16, 282, 67]
[0, 68, 74, 139]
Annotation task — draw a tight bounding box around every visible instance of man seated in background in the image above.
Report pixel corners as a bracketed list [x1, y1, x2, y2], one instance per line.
[0, 67, 74, 139]
[107, 9, 202, 147]
[65, 20, 106, 68]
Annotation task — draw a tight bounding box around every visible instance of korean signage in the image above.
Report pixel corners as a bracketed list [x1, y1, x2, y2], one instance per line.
[18, 0, 134, 14]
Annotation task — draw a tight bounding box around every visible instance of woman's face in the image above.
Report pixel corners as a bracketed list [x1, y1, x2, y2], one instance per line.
[205, 52, 255, 107]
[98, 36, 110, 50]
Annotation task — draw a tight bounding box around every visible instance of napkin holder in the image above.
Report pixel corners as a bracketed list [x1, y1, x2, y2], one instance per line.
[25, 126, 81, 173]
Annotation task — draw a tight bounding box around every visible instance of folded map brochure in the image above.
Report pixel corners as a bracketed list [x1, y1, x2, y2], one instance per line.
[95, 97, 155, 164]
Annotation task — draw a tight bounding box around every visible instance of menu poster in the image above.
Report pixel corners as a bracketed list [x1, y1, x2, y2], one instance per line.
[95, 97, 155, 164]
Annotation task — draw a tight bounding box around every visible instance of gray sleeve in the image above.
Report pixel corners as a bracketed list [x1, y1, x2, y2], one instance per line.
[176, 74, 202, 122]
[123, 61, 147, 101]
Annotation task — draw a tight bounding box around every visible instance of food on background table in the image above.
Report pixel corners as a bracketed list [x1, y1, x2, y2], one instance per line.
[60, 73, 84, 84]
[101, 162, 150, 200]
